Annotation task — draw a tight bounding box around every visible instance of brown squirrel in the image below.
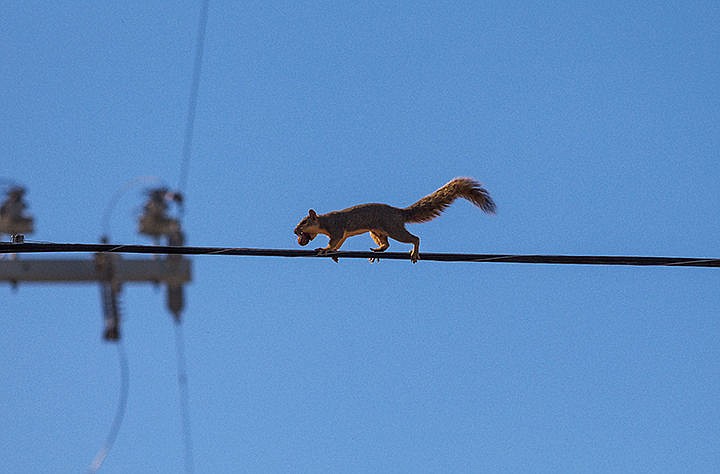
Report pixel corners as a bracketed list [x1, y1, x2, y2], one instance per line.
[293, 177, 495, 263]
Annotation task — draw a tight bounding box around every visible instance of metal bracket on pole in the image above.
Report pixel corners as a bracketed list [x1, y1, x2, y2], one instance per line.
[1, 184, 192, 341]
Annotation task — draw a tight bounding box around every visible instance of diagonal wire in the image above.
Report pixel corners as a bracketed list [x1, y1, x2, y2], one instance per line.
[174, 2, 208, 466]
[177, 0, 210, 196]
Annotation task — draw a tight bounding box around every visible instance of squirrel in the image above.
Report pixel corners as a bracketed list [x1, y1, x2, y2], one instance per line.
[293, 177, 495, 263]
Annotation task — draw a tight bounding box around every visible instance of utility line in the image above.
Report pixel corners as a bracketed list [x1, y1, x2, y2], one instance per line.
[177, 0, 210, 195]
[173, 3, 209, 470]
[2, 242, 720, 268]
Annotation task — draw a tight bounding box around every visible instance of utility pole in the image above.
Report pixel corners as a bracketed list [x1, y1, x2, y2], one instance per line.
[0, 186, 192, 341]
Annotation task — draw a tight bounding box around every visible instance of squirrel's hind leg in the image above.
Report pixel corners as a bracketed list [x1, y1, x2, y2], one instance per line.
[386, 227, 420, 263]
[370, 231, 389, 252]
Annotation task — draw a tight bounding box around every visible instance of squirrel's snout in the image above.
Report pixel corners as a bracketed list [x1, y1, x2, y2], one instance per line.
[297, 232, 312, 246]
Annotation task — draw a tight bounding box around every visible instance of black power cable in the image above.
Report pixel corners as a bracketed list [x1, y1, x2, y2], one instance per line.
[2, 242, 720, 268]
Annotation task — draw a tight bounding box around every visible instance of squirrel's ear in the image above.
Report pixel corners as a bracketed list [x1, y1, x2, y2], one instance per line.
[309, 209, 317, 219]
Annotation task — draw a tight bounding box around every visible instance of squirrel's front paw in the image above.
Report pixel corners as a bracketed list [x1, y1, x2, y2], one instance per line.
[315, 248, 339, 263]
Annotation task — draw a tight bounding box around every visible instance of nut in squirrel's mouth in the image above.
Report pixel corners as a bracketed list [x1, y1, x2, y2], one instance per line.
[297, 232, 312, 246]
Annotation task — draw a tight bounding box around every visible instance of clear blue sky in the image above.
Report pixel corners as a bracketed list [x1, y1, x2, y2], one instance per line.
[2, 1, 719, 472]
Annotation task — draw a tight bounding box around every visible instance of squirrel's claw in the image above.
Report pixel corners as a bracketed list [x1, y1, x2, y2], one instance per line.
[370, 246, 388, 263]
[315, 247, 339, 262]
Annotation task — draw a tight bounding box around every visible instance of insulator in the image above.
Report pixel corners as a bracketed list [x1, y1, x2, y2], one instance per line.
[138, 188, 181, 239]
[0, 186, 34, 235]
[101, 281, 122, 341]
[96, 248, 122, 342]
[167, 284, 184, 322]
[166, 229, 186, 322]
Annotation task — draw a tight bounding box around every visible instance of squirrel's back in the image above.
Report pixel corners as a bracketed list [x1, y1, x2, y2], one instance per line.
[402, 177, 496, 223]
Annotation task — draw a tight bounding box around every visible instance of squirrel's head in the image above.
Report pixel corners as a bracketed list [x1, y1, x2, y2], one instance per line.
[294, 209, 320, 246]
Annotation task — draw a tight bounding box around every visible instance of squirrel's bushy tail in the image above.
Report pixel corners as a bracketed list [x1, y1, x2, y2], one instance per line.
[403, 177, 496, 223]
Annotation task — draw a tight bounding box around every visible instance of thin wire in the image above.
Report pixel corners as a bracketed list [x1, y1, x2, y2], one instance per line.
[174, 3, 208, 462]
[174, 321, 195, 474]
[177, 0, 210, 195]
[173, 1, 207, 459]
[87, 341, 130, 473]
[101, 176, 165, 238]
[2, 242, 720, 268]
